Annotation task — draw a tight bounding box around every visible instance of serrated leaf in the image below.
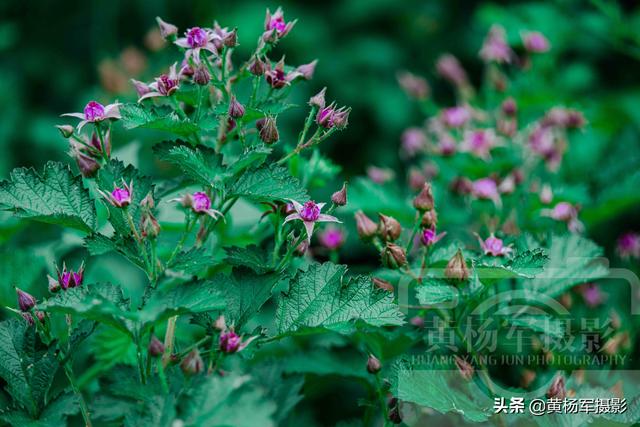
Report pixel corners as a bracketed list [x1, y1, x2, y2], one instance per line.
[226, 145, 272, 177]
[521, 234, 608, 298]
[229, 165, 308, 202]
[476, 249, 547, 280]
[0, 161, 96, 232]
[153, 140, 226, 187]
[416, 280, 459, 305]
[40, 283, 133, 335]
[120, 103, 199, 137]
[225, 245, 271, 274]
[167, 247, 213, 275]
[0, 319, 60, 417]
[138, 280, 226, 328]
[182, 375, 276, 427]
[0, 393, 78, 427]
[84, 233, 146, 269]
[275, 262, 405, 334]
[222, 268, 283, 327]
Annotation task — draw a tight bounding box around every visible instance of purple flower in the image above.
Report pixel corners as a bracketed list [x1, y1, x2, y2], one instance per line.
[401, 128, 427, 158]
[263, 7, 296, 41]
[617, 232, 640, 259]
[62, 101, 121, 131]
[577, 283, 604, 308]
[318, 226, 345, 250]
[265, 58, 301, 89]
[219, 330, 241, 353]
[522, 31, 550, 53]
[475, 233, 512, 256]
[315, 102, 351, 129]
[16, 287, 36, 312]
[397, 71, 430, 100]
[541, 202, 584, 233]
[137, 63, 183, 102]
[175, 27, 218, 63]
[461, 129, 500, 160]
[420, 226, 446, 247]
[472, 178, 501, 206]
[442, 106, 471, 128]
[56, 262, 85, 290]
[479, 25, 513, 63]
[284, 199, 341, 244]
[172, 192, 224, 220]
[98, 181, 133, 208]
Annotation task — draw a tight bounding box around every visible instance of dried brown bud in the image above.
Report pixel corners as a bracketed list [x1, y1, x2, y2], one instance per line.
[381, 243, 407, 269]
[378, 214, 402, 241]
[366, 354, 382, 374]
[413, 183, 435, 211]
[445, 249, 469, 281]
[331, 182, 348, 206]
[354, 211, 378, 239]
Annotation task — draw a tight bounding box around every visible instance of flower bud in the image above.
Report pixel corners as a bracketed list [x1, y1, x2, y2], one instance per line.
[454, 356, 474, 381]
[378, 214, 402, 241]
[47, 275, 61, 293]
[193, 65, 211, 86]
[501, 98, 517, 116]
[421, 210, 438, 228]
[16, 288, 36, 312]
[546, 375, 566, 399]
[309, 87, 326, 109]
[413, 183, 435, 211]
[223, 28, 238, 48]
[397, 71, 430, 99]
[355, 211, 378, 239]
[228, 96, 245, 118]
[372, 277, 394, 292]
[74, 150, 100, 178]
[331, 183, 348, 206]
[296, 60, 317, 80]
[56, 125, 74, 138]
[180, 349, 204, 376]
[141, 211, 161, 238]
[148, 335, 165, 357]
[156, 17, 178, 40]
[22, 312, 34, 326]
[381, 243, 407, 269]
[248, 56, 267, 76]
[256, 116, 279, 144]
[366, 354, 382, 374]
[410, 316, 425, 328]
[445, 249, 469, 281]
[219, 331, 241, 353]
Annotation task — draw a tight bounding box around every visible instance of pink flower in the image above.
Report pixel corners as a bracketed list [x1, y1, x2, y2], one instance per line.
[172, 192, 224, 219]
[97, 181, 133, 208]
[137, 63, 183, 102]
[541, 202, 584, 233]
[62, 101, 121, 131]
[219, 329, 257, 354]
[397, 71, 430, 100]
[436, 54, 468, 87]
[265, 58, 302, 89]
[472, 178, 501, 206]
[401, 128, 427, 157]
[420, 226, 446, 247]
[318, 226, 345, 250]
[437, 135, 457, 156]
[576, 283, 604, 308]
[442, 106, 471, 128]
[175, 27, 218, 63]
[263, 7, 296, 40]
[367, 166, 394, 184]
[479, 25, 513, 63]
[522, 31, 550, 53]
[55, 262, 85, 290]
[284, 200, 341, 244]
[461, 129, 500, 160]
[617, 232, 640, 259]
[475, 233, 512, 256]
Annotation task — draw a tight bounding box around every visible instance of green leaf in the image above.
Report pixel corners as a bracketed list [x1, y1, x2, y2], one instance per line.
[0, 393, 78, 427]
[520, 234, 608, 298]
[229, 165, 308, 202]
[476, 249, 548, 280]
[119, 103, 199, 137]
[84, 233, 146, 269]
[226, 145, 272, 177]
[182, 375, 277, 427]
[153, 141, 225, 187]
[416, 280, 459, 305]
[0, 161, 96, 232]
[224, 245, 272, 274]
[275, 262, 405, 334]
[222, 268, 283, 328]
[505, 314, 566, 338]
[138, 280, 226, 328]
[40, 283, 133, 335]
[167, 247, 214, 275]
[0, 319, 59, 417]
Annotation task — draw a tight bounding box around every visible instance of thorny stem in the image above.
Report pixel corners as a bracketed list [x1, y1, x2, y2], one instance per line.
[125, 209, 151, 277]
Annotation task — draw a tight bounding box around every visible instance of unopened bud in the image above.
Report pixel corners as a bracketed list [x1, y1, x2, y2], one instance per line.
[16, 288, 36, 312]
[223, 28, 238, 48]
[372, 277, 394, 292]
[366, 354, 382, 374]
[156, 17, 178, 40]
[74, 150, 100, 178]
[546, 375, 566, 399]
[248, 56, 266, 76]
[256, 116, 279, 144]
[421, 210, 438, 228]
[228, 96, 245, 118]
[378, 214, 402, 241]
[445, 249, 469, 281]
[148, 336, 165, 357]
[331, 183, 348, 206]
[355, 211, 378, 239]
[296, 60, 317, 80]
[193, 65, 211, 86]
[413, 183, 435, 211]
[501, 97, 517, 116]
[56, 125, 74, 138]
[47, 275, 61, 293]
[309, 87, 326, 109]
[141, 212, 161, 238]
[180, 349, 204, 375]
[454, 356, 474, 381]
[381, 243, 407, 269]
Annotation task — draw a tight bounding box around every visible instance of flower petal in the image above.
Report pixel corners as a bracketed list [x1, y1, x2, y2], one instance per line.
[303, 221, 315, 243]
[283, 213, 301, 223]
[61, 112, 85, 120]
[289, 199, 303, 215]
[316, 214, 341, 223]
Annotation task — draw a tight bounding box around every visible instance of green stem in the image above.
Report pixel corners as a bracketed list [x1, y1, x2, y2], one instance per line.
[374, 374, 390, 425]
[63, 363, 93, 427]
